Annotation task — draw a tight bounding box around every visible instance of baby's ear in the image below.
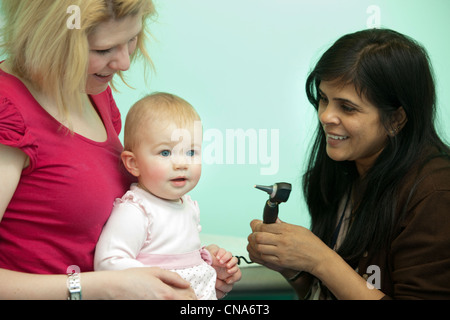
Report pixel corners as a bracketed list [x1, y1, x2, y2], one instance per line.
[121, 150, 140, 177]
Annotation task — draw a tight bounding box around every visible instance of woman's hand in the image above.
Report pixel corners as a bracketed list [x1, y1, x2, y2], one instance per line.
[246, 219, 332, 276]
[206, 244, 242, 299]
[99, 267, 197, 300]
[247, 219, 386, 300]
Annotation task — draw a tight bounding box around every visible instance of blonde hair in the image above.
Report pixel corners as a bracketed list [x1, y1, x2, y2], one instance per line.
[124, 92, 201, 152]
[0, 0, 155, 123]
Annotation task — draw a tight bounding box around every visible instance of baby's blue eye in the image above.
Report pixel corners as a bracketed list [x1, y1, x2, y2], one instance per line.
[186, 150, 195, 157]
[160, 150, 171, 157]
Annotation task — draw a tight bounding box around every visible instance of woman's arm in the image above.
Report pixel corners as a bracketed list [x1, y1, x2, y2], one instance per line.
[311, 247, 385, 299]
[278, 269, 314, 299]
[0, 144, 28, 222]
[0, 266, 196, 300]
[0, 268, 67, 299]
[247, 219, 385, 300]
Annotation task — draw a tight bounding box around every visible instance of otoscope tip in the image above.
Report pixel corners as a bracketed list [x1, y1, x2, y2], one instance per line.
[254, 184, 274, 195]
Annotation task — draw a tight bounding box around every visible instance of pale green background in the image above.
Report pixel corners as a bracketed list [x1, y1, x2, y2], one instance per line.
[2, 1, 450, 241]
[115, 0, 450, 239]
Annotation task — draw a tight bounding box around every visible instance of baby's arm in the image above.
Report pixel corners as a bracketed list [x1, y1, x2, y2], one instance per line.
[94, 202, 148, 271]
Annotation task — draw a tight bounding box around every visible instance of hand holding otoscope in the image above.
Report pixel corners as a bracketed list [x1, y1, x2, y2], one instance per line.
[255, 182, 292, 224]
[236, 182, 293, 266]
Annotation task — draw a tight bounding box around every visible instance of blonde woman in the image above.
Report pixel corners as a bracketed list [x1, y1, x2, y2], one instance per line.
[0, 0, 231, 300]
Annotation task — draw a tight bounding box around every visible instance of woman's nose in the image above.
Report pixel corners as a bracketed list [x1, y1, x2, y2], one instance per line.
[109, 45, 131, 71]
[319, 104, 340, 127]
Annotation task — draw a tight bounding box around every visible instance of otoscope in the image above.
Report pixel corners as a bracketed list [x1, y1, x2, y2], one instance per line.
[255, 182, 292, 224]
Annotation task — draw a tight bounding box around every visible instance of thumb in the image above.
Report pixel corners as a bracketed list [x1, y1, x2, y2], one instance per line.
[156, 269, 190, 289]
[275, 218, 284, 224]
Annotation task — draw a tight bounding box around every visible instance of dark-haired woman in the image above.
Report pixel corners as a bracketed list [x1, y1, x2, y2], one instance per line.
[247, 28, 450, 299]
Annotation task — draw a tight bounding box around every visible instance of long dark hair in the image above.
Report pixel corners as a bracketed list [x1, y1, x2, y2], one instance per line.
[303, 28, 449, 264]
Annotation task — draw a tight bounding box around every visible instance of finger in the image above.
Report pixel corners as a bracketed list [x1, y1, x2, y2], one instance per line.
[247, 233, 255, 246]
[216, 248, 229, 262]
[226, 265, 239, 275]
[253, 230, 280, 246]
[260, 252, 282, 266]
[205, 244, 219, 255]
[259, 220, 285, 234]
[250, 219, 263, 231]
[226, 256, 238, 268]
[229, 269, 242, 283]
[247, 241, 267, 260]
[219, 251, 233, 264]
[246, 243, 257, 260]
[216, 290, 226, 299]
[156, 269, 191, 289]
[172, 286, 197, 300]
[224, 267, 242, 284]
[215, 247, 226, 257]
[216, 279, 233, 294]
[256, 243, 279, 256]
[247, 251, 263, 265]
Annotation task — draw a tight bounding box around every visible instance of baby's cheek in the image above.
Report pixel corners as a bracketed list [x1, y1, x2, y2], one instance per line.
[140, 165, 168, 190]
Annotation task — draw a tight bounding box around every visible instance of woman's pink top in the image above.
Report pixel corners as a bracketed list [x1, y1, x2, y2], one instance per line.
[0, 65, 134, 274]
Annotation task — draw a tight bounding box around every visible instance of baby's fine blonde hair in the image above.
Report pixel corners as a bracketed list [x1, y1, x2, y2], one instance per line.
[0, 0, 155, 122]
[124, 92, 201, 152]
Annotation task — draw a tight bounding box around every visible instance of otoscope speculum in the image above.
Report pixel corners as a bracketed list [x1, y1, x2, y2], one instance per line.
[255, 182, 292, 223]
[255, 182, 291, 203]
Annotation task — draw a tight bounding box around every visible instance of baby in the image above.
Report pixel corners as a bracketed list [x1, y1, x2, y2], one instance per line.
[94, 92, 239, 299]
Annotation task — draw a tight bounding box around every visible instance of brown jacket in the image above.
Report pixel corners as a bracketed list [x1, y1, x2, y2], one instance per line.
[357, 152, 450, 299]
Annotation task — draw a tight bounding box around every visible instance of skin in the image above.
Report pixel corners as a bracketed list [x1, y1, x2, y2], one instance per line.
[122, 120, 203, 201]
[86, 15, 142, 96]
[318, 80, 389, 176]
[121, 118, 242, 297]
[247, 219, 385, 300]
[247, 80, 406, 299]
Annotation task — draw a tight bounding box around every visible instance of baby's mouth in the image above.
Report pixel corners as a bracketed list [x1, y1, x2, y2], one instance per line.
[170, 177, 187, 187]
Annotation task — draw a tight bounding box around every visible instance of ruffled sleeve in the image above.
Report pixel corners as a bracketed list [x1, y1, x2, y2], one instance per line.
[184, 195, 202, 232]
[114, 188, 147, 212]
[94, 187, 150, 271]
[0, 97, 38, 171]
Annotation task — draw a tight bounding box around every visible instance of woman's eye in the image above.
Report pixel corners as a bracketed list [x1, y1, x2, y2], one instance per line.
[95, 49, 112, 55]
[318, 95, 328, 103]
[160, 150, 171, 157]
[341, 104, 356, 113]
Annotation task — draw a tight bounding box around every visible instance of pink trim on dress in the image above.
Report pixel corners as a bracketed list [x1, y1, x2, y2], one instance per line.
[137, 247, 212, 270]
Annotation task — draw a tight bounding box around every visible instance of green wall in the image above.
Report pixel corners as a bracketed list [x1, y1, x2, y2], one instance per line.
[115, 0, 450, 238]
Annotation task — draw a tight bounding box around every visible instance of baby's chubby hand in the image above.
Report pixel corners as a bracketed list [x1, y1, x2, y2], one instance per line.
[205, 244, 242, 298]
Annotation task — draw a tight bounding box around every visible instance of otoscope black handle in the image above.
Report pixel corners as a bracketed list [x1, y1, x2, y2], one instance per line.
[263, 200, 279, 224]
